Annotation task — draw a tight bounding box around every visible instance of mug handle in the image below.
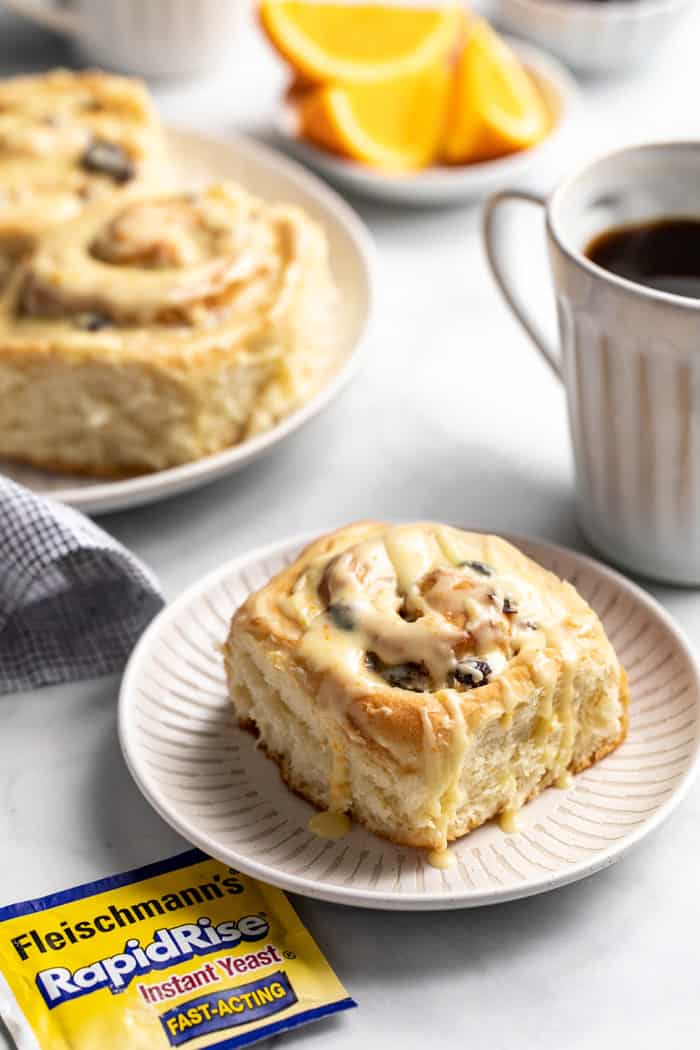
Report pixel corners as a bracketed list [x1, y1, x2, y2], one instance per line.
[3, 0, 81, 35]
[482, 190, 561, 382]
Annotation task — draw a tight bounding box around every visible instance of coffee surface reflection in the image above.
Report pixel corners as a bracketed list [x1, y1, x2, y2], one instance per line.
[586, 218, 700, 300]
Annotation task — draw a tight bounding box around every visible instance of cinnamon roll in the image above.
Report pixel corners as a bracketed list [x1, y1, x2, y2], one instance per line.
[0, 182, 336, 476]
[0, 69, 166, 286]
[225, 522, 628, 850]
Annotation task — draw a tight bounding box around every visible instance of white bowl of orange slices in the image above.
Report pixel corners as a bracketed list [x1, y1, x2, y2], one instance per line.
[262, 1, 579, 205]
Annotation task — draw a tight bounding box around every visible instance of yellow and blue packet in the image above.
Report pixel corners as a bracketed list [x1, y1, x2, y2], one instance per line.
[0, 849, 355, 1049]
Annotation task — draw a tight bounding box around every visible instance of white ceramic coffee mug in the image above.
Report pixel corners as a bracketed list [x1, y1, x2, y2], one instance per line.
[484, 142, 700, 585]
[3, 0, 248, 78]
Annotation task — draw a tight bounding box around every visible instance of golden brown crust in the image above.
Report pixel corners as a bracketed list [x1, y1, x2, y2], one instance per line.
[0, 69, 166, 272]
[227, 522, 629, 849]
[230, 520, 618, 762]
[0, 448, 156, 480]
[237, 709, 629, 849]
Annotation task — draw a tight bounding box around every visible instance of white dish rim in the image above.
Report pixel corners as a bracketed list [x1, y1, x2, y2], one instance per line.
[499, 0, 689, 20]
[119, 527, 700, 910]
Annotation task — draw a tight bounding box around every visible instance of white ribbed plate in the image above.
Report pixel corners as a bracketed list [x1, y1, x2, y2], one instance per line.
[120, 532, 700, 910]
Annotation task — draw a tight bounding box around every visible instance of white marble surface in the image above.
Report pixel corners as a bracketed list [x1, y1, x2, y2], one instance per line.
[2, 6, 700, 1048]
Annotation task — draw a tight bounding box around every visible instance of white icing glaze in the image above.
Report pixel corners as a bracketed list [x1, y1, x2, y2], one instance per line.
[499, 809, 523, 834]
[308, 811, 351, 840]
[257, 524, 599, 848]
[18, 185, 303, 330]
[0, 71, 164, 268]
[427, 848, 455, 870]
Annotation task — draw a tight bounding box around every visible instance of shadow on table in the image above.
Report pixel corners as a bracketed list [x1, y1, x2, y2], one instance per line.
[84, 681, 187, 870]
[99, 389, 581, 598]
[289, 855, 636, 988]
[0, 1016, 13, 1050]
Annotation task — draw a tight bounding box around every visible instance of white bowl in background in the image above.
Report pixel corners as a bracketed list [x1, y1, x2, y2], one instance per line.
[276, 38, 579, 207]
[490, 0, 690, 76]
[2, 0, 249, 78]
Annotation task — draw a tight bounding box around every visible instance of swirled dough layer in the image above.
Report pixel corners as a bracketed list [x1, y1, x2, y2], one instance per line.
[0, 69, 166, 286]
[0, 181, 336, 475]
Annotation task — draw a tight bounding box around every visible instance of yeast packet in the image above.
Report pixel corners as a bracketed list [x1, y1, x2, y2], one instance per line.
[0, 850, 355, 1049]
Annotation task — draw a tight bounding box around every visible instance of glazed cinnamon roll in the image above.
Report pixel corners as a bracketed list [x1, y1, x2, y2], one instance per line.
[0, 182, 336, 476]
[226, 522, 628, 850]
[0, 70, 166, 286]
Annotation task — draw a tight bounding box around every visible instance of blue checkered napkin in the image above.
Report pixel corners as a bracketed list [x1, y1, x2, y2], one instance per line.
[0, 477, 164, 695]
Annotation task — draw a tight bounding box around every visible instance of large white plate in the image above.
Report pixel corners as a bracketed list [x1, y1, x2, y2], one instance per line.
[1, 129, 375, 515]
[276, 39, 579, 206]
[119, 531, 700, 910]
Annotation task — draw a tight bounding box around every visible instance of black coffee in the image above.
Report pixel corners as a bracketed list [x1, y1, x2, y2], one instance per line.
[586, 218, 700, 299]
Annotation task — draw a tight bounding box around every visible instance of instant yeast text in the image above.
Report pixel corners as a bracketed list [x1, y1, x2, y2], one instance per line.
[0, 850, 355, 1049]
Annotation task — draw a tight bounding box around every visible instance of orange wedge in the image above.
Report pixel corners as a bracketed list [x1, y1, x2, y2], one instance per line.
[260, 0, 464, 84]
[296, 60, 452, 171]
[442, 18, 549, 164]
